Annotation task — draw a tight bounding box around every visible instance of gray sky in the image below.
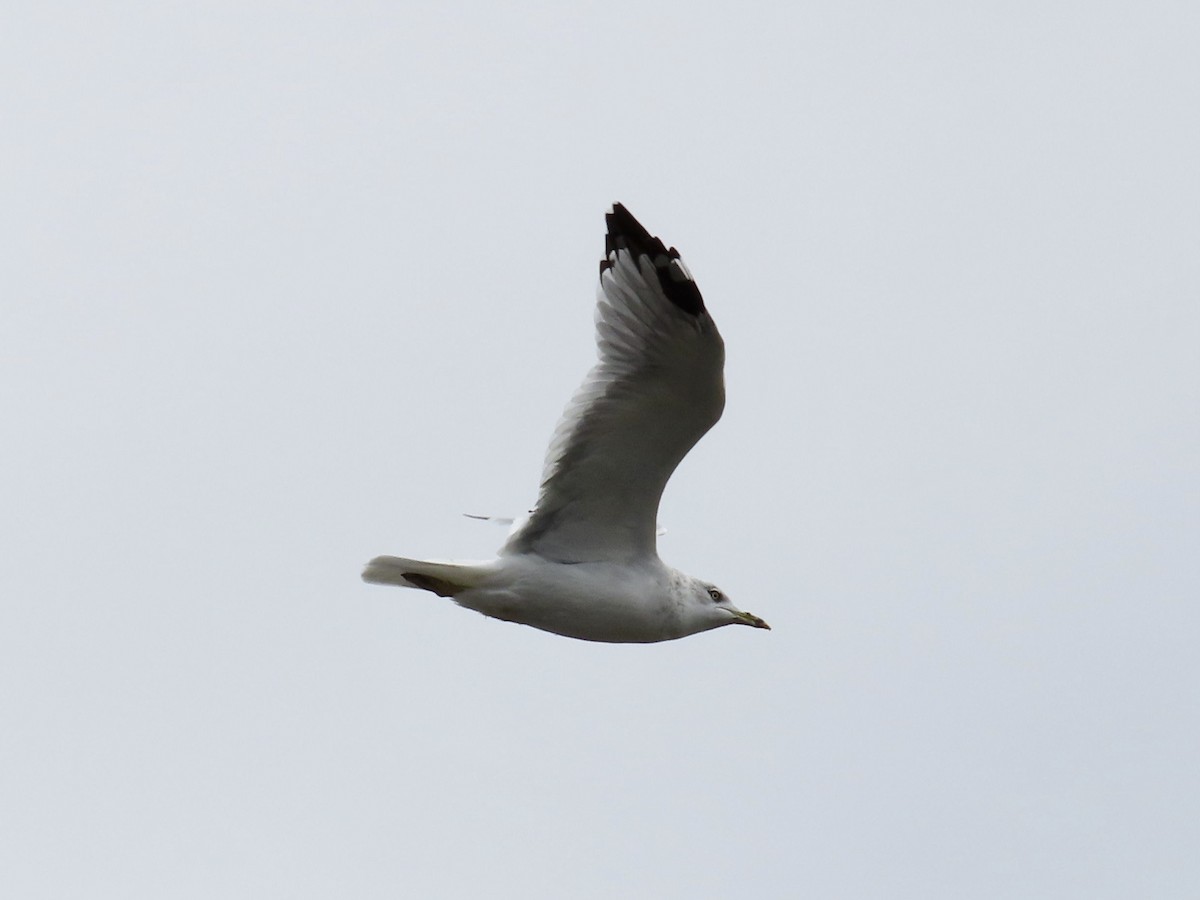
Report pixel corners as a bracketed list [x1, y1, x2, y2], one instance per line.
[3, 2, 1198, 897]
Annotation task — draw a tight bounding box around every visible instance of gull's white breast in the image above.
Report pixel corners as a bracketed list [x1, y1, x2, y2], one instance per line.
[452, 555, 686, 643]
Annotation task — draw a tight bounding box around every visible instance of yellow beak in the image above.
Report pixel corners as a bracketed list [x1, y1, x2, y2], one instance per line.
[734, 610, 771, 630]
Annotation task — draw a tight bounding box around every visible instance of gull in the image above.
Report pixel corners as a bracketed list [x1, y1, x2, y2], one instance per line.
[363, 204, 769, 642]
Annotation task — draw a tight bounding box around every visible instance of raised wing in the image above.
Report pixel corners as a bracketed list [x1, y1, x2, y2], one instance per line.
[502, 204, 725, 563]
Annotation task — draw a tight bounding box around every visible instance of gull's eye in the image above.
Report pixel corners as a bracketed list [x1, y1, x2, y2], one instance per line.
[708, 588, 722, 602]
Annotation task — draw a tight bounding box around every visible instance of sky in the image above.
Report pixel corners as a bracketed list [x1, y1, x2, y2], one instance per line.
[3, 2, 1198, 897]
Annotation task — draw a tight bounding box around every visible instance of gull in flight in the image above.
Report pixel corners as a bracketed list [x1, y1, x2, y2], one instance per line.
[363, 204, 769, 642]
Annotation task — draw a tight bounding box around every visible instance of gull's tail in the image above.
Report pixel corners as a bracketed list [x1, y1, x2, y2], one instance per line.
[361, 556, 489, 598]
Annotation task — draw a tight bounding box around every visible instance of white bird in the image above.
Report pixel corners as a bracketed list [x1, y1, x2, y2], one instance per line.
[363, 204, 769, 642]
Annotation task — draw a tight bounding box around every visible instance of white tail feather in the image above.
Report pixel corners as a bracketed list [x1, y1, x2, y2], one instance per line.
[361, 556, 489, 597]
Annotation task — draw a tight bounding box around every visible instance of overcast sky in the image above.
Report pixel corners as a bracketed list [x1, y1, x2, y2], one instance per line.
[3, 2, 1198, 897]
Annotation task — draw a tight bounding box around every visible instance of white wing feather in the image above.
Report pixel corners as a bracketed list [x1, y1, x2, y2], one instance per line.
[503, 205, 724, 564]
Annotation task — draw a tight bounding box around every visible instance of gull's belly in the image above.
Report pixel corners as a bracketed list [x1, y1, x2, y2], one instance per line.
[455, 556, 682, 643]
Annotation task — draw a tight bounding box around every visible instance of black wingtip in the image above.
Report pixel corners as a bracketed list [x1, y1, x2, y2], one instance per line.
[603, 203, 706, 316]
[604, 203, 657, 257]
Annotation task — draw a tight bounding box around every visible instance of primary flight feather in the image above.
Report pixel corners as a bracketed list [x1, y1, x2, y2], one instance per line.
[363, 204, 769, 642]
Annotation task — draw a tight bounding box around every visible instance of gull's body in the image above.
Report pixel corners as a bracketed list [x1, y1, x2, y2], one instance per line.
[363, 204, 768, 642]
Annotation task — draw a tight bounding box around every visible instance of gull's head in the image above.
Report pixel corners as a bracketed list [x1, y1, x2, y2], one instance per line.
[682, 578, 770, 635]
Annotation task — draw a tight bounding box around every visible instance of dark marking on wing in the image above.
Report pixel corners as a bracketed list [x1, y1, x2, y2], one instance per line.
[603, 203, 705, 317]
[403, 572, 462, 597]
